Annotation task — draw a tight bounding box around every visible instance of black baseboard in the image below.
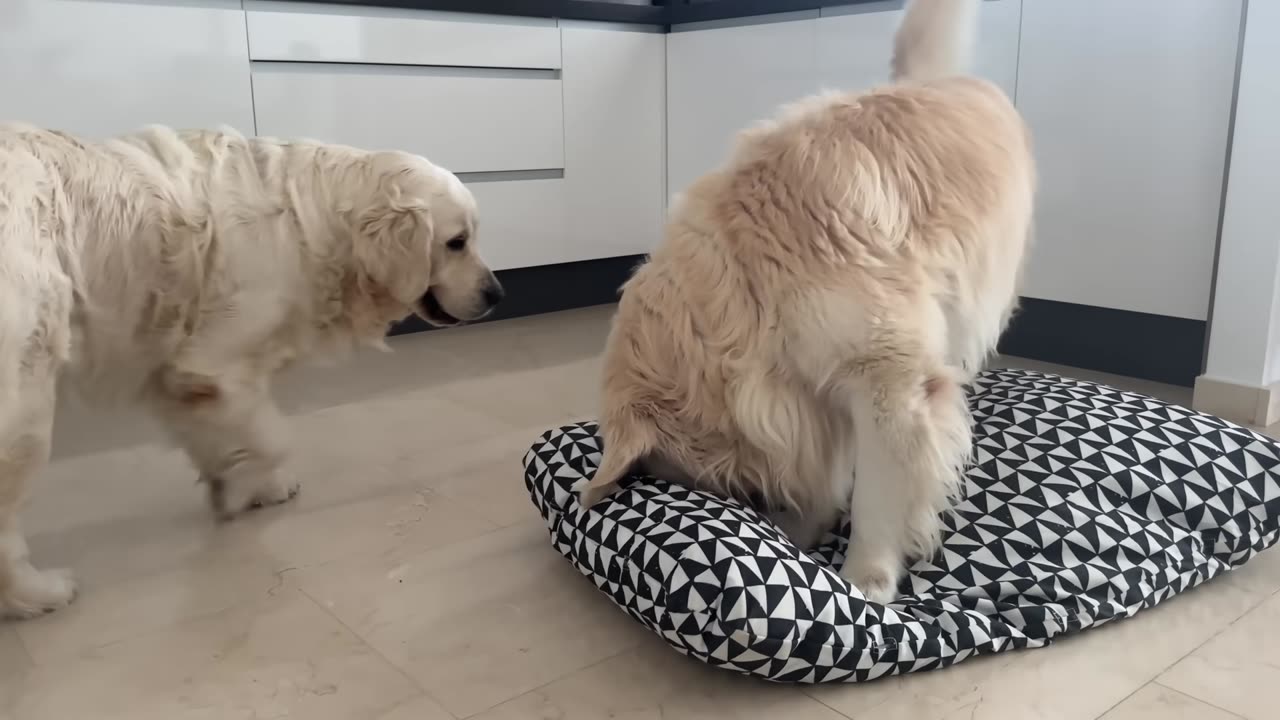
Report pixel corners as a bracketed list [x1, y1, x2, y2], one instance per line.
[998, 298, 1206, 388]
[389, 254, 645, 336]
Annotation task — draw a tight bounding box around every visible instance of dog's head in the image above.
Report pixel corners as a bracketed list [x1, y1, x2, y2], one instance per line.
[353, 151, 503, 329]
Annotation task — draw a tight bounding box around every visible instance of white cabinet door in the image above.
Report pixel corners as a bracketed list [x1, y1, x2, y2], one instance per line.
[1017, 0, 1243, 321]
[561, 27, 666, 262]
[971, 0, 1021, 100]
[816, 3, 900, 93]
[468, 179, 568, 271]
[817, 0, 1021, 99]
[666, 16, 820, 197]
[0, 0, 254, 137]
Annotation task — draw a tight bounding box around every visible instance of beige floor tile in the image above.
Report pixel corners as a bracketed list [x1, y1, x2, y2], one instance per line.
[440, 305, 613, 373]
[26, 443, 200, 543]
[809, 548, 1280, 720]
[416, 307, 611, 429]
[50, 395, 164, 460]
[433, 462, 539, 529]
[427, 429, 546, 529]
[8, 588, 419, 720]
[374, 694, 455, 720]
[239, 485, 500, 571]
[804, 651, 1017, 720]
[473, 633, 848, 720]
[1158, 588, 1280, 720]
[378, 419, 554, 493]
[0, 630, 32, 717]
[1099, 683, 1243, 720]
[25, 476, 255, 593]
[274, 339, 463, 417]
[282, 386, 520, 514]
[13, 556, 280, 665]
[433, 356, 603, 430]
[294, 521, 645, 718]
[20, 481, 501, 664]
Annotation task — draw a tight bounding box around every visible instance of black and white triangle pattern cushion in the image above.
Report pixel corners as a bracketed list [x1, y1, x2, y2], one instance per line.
[523, 369, 1280, 682]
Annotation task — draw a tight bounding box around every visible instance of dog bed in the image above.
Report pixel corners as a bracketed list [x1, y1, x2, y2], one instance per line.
[523, 368, 1280, 682]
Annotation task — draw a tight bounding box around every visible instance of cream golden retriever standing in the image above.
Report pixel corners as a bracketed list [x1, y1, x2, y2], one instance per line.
[0, 125, 502, 617]
[580, 0, 1034, 603]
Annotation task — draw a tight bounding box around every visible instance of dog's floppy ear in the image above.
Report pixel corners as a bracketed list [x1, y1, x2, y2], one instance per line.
[353, 189, 434, 302]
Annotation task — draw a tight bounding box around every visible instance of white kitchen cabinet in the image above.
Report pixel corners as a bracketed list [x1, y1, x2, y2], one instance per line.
[251, 63, 564, 174]
[245, 1, 561, 69]
[817, 1, 1021, 101]
[1016, 0, 1243, 321]
[0, 0, 254, 137]
[467, 179, 568, 271]
[815, 3, 901, 94]
[971, 0, 1021, 100]
[666, 2, 1021, 201]
[666, 15, 820, 197]
[561, 26, 667, 261]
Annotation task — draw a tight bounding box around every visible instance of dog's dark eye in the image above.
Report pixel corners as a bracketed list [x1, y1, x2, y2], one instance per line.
[446, 234, 468, 251]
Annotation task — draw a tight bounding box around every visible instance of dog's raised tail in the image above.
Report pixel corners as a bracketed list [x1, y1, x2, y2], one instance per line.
[577, 410, 655, 509]
[890, 0, 981, 83]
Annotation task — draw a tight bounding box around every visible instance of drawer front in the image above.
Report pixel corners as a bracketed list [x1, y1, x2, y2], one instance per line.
[466, 178, 568, 271]
[252, 64, 564, 174]
[245, 4, 561, 69]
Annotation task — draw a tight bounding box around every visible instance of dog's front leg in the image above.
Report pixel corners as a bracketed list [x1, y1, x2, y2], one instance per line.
[152, 369, 298, 521]
[0, 377, 77, 618]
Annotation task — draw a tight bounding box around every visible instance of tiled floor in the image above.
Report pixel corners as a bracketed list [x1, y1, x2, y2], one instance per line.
[1, 305, 1273, 719]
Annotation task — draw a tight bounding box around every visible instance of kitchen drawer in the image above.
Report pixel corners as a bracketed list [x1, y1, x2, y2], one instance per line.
[245, 2, 561, 69]
[252, 64, 564, 174]
[465, 178, 568, 271]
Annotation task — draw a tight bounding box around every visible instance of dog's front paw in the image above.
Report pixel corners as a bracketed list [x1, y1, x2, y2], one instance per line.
[248, 477, 301, 509]
[0, 567, 78, 619]
[841, 555, 902, 605]
[204, 474, 300, 521]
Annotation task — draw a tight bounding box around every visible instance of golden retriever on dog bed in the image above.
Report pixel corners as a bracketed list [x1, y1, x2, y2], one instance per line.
[580, 0, 1034, 603]
[0, 125, 502, 617]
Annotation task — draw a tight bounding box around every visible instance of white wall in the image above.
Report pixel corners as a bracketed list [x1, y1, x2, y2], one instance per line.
[1203, 0, 1280, 389]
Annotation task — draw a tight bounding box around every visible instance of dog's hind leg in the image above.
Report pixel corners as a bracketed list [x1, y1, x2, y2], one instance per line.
[150, 368, 297, 521]
[0, 339, 76, 618]
[841, 354, 971, 604]
[791, 289, 971, 604]
[579, 406, 656, 508]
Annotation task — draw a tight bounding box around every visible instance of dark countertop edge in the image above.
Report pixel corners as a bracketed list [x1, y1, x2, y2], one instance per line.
[268, 1, 889, 26]
[669, 1, 834, 24]
[274, 0, 666, 24]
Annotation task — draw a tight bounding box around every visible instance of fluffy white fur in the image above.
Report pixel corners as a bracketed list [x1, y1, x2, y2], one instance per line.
[0, 124, 501, 617]
[580, 0, 1035, 603]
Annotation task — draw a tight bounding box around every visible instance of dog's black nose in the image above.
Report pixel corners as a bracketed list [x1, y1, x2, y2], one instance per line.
[483, 281, 505, 308]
